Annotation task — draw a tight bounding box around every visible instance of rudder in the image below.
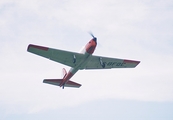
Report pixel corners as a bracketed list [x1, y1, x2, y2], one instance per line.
[62, 68, 67, 79]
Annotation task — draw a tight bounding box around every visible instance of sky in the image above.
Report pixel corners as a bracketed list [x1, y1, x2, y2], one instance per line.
[0, 0, 173, 120]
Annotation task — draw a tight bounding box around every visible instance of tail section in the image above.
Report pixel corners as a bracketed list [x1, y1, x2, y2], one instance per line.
[43, 79, 62, 86]
[64, 80, 81, 88]
[43, 79, 81, 88]
[43, 68, 81, 89]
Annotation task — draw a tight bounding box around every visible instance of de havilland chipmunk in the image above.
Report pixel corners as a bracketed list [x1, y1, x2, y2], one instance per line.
[27, 34, 140, 89]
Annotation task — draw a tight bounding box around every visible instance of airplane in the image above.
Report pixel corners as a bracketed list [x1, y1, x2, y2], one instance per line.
[27, 34, 140, 89]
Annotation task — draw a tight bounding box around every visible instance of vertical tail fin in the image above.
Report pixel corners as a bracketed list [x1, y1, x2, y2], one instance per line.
[62, 68, 67, 79]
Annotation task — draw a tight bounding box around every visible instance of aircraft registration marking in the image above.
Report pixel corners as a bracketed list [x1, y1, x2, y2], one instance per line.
[104, 62, 126, 67]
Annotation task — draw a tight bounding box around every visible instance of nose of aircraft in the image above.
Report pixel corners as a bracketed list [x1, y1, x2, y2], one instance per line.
[89, 32, 97, 43]
[93, 37, 97, 43]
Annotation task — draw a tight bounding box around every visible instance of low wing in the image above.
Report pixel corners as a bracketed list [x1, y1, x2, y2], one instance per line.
[43, 79, 81, 88]
[82, 55, 140, 69]
[27, 44, 84, 68]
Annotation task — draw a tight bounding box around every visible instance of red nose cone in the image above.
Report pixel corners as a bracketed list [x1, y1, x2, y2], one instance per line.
[85, 39, 97, 54]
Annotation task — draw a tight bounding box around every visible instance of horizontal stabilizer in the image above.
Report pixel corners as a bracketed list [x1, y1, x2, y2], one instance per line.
[43, 79, 81, 88]
[65, 80, 82, 88]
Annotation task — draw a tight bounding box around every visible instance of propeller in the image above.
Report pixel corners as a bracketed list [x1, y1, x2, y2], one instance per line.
[89, 32, 97, 42]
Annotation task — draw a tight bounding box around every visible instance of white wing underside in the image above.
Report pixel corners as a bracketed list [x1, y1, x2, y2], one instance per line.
[27, 44, 140, 69]
[83, 55, 140, 69]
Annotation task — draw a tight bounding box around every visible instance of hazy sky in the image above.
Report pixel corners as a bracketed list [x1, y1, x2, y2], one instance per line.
[1, 0, 173, 120]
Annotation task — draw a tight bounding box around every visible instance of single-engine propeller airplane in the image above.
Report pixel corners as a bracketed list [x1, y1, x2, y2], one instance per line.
[27, 34, 140, 89]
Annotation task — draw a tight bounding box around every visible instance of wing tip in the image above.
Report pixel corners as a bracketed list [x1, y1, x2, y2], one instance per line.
[27, 44, 31, 51]
[27, 44, 49, 51]
[124, 59, 140, 64]
[123, 59, 140, 68]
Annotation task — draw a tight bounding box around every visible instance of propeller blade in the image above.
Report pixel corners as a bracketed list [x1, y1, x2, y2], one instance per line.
[89, 32, 95, 38]
[88, 32, 97, 42]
